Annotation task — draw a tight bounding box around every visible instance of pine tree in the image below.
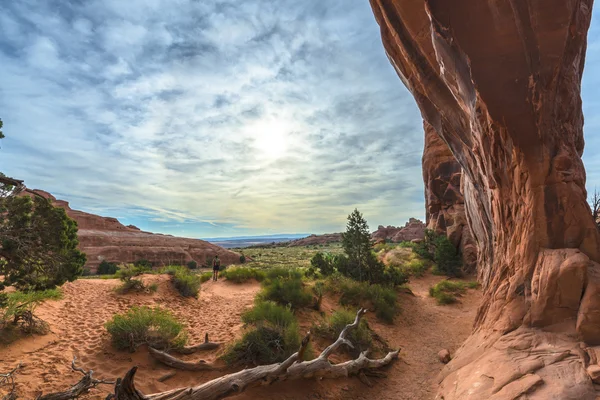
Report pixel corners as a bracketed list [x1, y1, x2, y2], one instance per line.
[342, 209, 372, 282]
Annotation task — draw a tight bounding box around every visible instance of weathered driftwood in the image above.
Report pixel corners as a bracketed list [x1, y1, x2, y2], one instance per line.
[0, 362, 21, 400]
[148, 347, 219, 371]
[109, 308, 399, 400]
[36, 358, 114, 400]
[173, 333, 220, 355]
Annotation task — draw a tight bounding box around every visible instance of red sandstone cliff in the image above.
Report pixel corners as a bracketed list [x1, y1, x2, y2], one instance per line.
[370, 0, 600, 398]
[422, 123, 477, 272]
[371, 218, 425, 242]
[31, 190, 241, 271]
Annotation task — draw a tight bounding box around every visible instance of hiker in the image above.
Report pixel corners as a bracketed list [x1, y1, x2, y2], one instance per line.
[213, 255, 221, 281]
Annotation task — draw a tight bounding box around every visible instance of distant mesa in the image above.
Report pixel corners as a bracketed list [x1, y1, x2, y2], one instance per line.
[28, 189, 242, 272]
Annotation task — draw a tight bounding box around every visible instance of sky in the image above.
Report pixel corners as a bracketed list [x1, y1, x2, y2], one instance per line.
[0, 1, 599, 239]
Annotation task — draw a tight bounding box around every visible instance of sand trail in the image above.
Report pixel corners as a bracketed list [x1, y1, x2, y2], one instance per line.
[0, 276, 259, 399]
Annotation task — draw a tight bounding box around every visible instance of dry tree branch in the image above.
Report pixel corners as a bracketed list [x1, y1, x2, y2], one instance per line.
[36, 357, 115, 400]
[173, 333, 220, 355]
[108, 308, 399, 400]
[0, 362, 22, 400]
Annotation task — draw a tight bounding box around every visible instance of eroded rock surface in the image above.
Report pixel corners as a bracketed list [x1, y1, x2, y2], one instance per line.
[369, 0, 600, 397]
[423, 122, 477, 272]
[31, 190, 241, 271]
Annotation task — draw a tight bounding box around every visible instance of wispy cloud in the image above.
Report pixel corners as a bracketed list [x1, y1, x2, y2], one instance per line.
[1, 1, 599, 237]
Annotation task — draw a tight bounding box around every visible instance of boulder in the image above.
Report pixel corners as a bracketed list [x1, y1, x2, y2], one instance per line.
[437, 349, 451, 364]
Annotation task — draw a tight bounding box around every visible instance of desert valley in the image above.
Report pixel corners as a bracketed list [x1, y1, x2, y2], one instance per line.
[3, 1, 600, 399]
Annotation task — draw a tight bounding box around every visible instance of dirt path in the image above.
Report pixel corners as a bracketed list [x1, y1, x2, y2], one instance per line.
[0, 276, 260, 399]
[241, 273, 481, 400]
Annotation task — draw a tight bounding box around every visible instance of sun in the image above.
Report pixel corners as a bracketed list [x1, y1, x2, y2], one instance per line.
[249, 118, 290, 160]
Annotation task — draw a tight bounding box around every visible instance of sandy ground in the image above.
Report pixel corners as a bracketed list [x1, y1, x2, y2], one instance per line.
[0, 273, 480, 399]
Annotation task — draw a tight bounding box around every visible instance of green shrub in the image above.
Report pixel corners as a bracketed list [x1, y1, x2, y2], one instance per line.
[186, 260, 198, 269]
[221, 325, 302, 366]
[221, 267, 266, 283]
[115, 265, 148, 293]
[309, 252, 334, 276]
[1, 289, 63, 342]
[258, 277, 312, 310]
[240, 254, 246, 264]
[403, 259, 428, 277]
[326, 274, 397, 323]
[433, 235, 462, 277]
[162, 265, 183, 276]
[264, 267, 303, 281]
[82, 268, 93, 276]
[242, 301, 295, 329]
[134, 259, 153, 270]
[314, 309, 372, 355]
[98, 260, 118, 275]
[429, 280, 477, 305]
[172, 269, 201, 297]
[148, 283, 159, 293]
[200, 272, 213, 283]
[384, 266, 409, 286]
[6, 288, 62, 304]
[104, 306, 187, 352]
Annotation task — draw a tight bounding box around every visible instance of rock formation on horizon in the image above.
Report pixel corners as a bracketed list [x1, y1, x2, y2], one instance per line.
[30, 190, 241, 272]
[423, 123, 477, 272]
[371, 218, 425, 242]
[370, 0, 600, 398]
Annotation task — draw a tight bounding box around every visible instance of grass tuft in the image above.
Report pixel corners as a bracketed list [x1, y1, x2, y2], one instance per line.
[220, 267, 266, 283]
[313, 309, 372, 355]
[429, 280, 478, 305]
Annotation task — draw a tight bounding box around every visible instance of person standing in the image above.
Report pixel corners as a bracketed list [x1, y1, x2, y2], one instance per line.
[212, 255, 221, 281]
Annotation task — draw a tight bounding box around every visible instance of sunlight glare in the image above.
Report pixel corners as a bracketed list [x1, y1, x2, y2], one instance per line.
[250, 117, 290, 160]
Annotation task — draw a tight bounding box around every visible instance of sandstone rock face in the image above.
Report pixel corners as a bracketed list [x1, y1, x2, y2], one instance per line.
[287, 233, 342, 247]
[369, 0, 600, 397]
[31, 190, 241, 271]
[371, 218, 425, 242]
[423, 122, 477, 272]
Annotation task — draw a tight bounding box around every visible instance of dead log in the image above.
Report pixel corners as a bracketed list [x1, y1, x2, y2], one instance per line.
[0, 362, 21, 400]
[109, 308, 399, 400]
[36, 358, 114, 400]
[148, 347, 220, 371]
[173, 333, 220, 355]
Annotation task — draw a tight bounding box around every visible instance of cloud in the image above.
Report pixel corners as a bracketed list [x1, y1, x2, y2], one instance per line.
[10, 1, 599, 238]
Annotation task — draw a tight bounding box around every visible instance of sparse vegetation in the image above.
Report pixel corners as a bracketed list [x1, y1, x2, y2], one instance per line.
[0, 289, 61, 343]
[223, 299, 307, 366]
[133, 259, 153, 270]
[115, 264, 149, 294]
[314, 309, 372, 355]
[220, 267, 266, 283]
[429, 280, 478, 305]
[258, 268, 312, 310]
[325, 274, 398, 323]
[98, 260, 118, 275]
[412, 229, 461, 277]
[240, 254, 246, 264]
[172, 268, 201, 297]
[200, 272, 213, 283]
[104, 306, 188, 352]
[186, 260, 198, 269]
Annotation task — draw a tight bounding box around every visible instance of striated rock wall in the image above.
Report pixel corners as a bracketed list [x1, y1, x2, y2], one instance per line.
[31, 190, 241, 271]
[369, 0, 600, 398]
[422, 121, 477, 272]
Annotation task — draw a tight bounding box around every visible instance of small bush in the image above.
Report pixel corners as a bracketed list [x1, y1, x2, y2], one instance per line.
[221, 267, 266, 283]
[221, 325, 302, 366]
[6, 288, 63, 304]
[403, 258, 428, 277]
[172, 269, 201, 297]
[186, 260, 198, 269]
[309, 252, 335, 276]
[1, 289, 62, 342]
[104, 306, 187, 352]
[98, 260, 118, 275]
[200, 272, 213, 283]
[162, 265, 183, 276]
[314, 309, 372, 355]
[82, 268, 93, 276]
[384, 266, 409, 286]
[258, 277, 312, 310]
[264, 267, 303, 281]
[115, 265, 149, 294]
[134, 259, 153, 270]
[433, 235, 462, 277]
[240, 254, 246, 264]
[429, 280, 477, 305]
[148, 283, 159, 293]
[242, 301, 295, 329]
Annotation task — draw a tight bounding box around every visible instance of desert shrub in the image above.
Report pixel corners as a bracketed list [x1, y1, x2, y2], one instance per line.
[264, 267, 303, 281]
[314, 309, 372, 355]
[403, 258, 428, 277]
[221, 267, 266, 283]
[326, 274, 397, 323]
[148, 283, 159, 293]
[162, 265, 183, 276]
[240, 254, 246, 264]
[313, 281, 325, 310]
[134, 259, 153, 270]
[104, 306, 187, 352]
[115, 265, 148, 294]
[258, 277, 312, 310]
[98, 260, 118, 275]
[221, 325, 302, 366]
[6, 288, 62, 303]
[433, 235, 462, 277]
[200, 272, 213, 283]
[398, 241, 416, 248]
[82, 268, 93, 276]
[172, 268, 201, 297]
[429, 280, 477, 305]
[186, 260, 198, 269]
[309, 252, 335, 277]
[384, 266, 409, 286]
[0, 289, 60, 342]
[242, 301, 295, 329]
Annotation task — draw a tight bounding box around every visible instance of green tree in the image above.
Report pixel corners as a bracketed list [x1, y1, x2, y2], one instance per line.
[0, 118, 4, 139]
[0, 195, 86, 290]
[342, 209, 373, 282]
[98, 260, 118, 275]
